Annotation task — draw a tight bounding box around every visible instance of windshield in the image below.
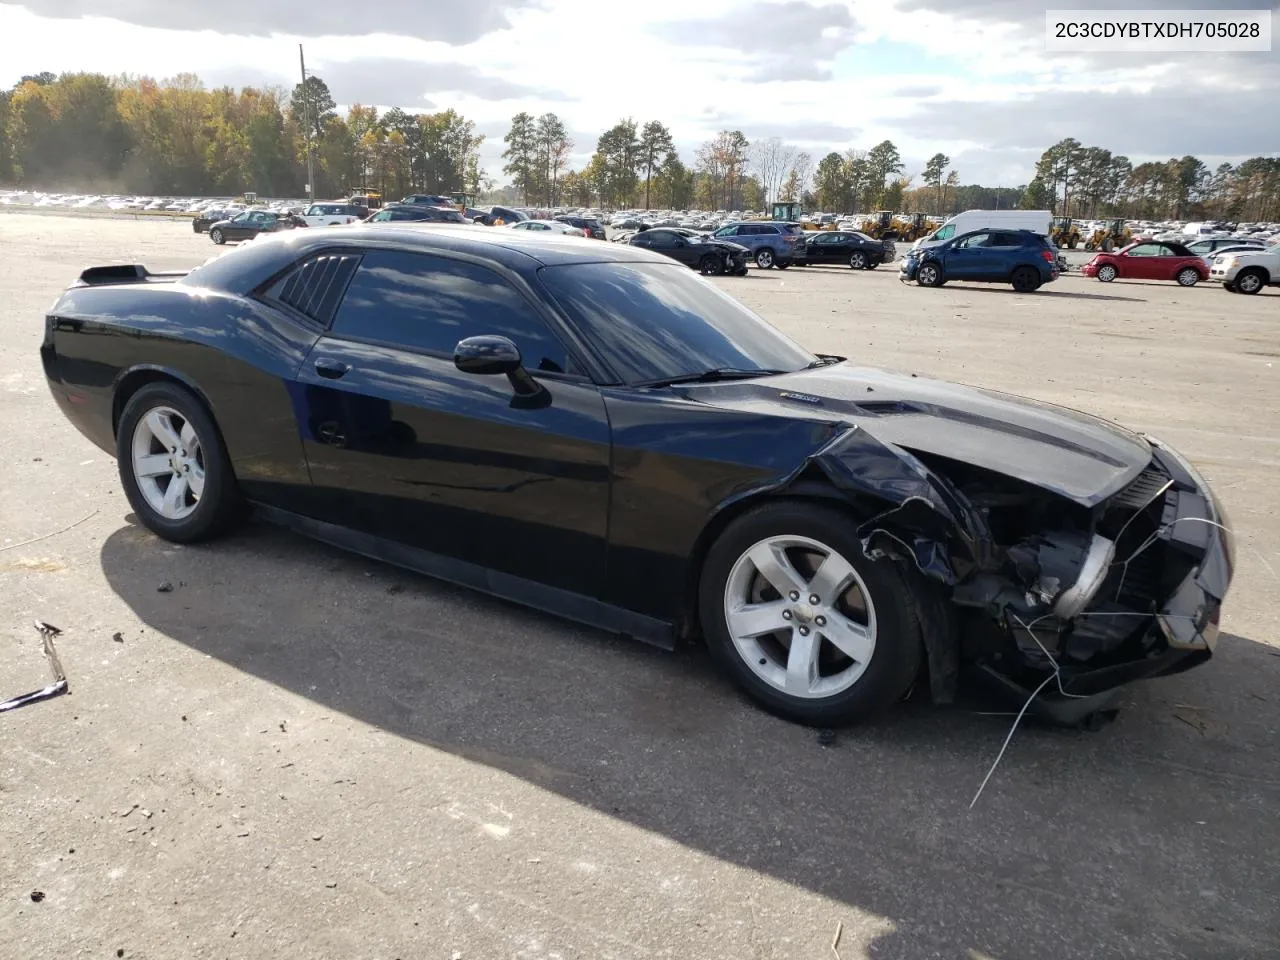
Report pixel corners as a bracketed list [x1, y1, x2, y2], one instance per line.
[539, 262, 815, 384]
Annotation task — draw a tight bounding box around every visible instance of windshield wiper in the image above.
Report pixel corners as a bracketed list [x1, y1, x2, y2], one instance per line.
[638, 367, 789, 388]
[806, 354, 846, 368]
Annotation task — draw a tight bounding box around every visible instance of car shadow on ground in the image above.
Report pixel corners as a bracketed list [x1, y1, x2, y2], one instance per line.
[99, 517, 1280, 959]
[899, 283, 1149, 304]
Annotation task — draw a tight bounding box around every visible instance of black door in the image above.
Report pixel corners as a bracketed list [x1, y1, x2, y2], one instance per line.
[292, 249, 612, 597]
[805, 233, 844, 264]
[647, 230, 698, 267]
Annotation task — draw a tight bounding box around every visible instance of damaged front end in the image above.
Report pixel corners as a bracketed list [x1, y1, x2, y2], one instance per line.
[809, 428, 1235, 723]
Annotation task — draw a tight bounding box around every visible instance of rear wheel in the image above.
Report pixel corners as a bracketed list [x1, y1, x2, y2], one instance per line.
[210, 228, 224, 245]
[1235, 269, 1266, 295]
[916, 262, 945, 287]
[849, 251, 868, 269]
[1010, 266, 1041, 293]
[1176, 267, 1200, 287]
[1102, 238, 1114, 252]
[116, 382, 243, 543]
[755, 249, 775, 269]
[699, 501, 925, 727]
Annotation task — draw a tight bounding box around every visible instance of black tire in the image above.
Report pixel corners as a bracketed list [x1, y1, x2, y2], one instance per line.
[116, 382, 243, 544]
[1175, 267, 1200, 287]
[699, 255, 722, 276]
[210, 228, 224, 245]
[775, 262, 790, 270]
[849, 251, 868, 269]
[916, 262, 945, 287]
[755, 249, 775, 269]
[1068, 239, 1078, 249]
[1224, 282, 1238, 293]
[1010, 266, 1041, 293]
[1096, 264, 1118, 283]
[1102, 237, 1114, 252]
[699, 501, 925, 727]
[1235, 269, 1266, 295]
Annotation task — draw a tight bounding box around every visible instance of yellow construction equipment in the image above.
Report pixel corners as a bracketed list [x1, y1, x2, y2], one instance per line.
[1051, 217, 1082, 249]
[1084, 218, 1132, 252]
[894, 213, 931, 242]
[860, 211, 895, 239]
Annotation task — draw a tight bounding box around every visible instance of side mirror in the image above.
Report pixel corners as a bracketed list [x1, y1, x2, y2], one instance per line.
[454, 335, 521, 376]
[454, 335, 545, 399]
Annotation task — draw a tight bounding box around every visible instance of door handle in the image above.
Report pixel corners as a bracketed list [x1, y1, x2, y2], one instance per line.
[314, 358, 350, 380]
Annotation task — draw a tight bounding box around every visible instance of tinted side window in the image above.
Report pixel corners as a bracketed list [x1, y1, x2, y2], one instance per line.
[331, 251, 573, 374]
[988, 231, 1021, 247]
[713, 226, 737, 238]
[266, 253, 361, 326]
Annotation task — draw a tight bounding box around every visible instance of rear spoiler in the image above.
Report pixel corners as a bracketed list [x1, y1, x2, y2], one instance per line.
[76, 264, 189, 287]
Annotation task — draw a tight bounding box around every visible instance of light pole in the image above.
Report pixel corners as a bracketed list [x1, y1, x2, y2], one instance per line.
[299, 44, 315, 202]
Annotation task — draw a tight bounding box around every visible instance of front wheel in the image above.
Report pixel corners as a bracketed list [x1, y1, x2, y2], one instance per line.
[210, 228, 224, 245]
[849, 251, 868, 269]
[1235, 269, 1266, 295]
[916, 262, 945, 287]
[116, 382, 243, 543]
[699, 255, 723, 276]
[1176, 267, 1200, 287]
[755, 249, 775, 269]
[699, 501, 925, 727]
[1096, 264, 1118, 283]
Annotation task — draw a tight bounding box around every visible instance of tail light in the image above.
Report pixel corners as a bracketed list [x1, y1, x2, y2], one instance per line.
[1041, 250, 1055, 262]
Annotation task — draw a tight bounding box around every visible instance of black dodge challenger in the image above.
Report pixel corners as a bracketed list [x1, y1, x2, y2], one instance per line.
[40, 226, 1234, 727]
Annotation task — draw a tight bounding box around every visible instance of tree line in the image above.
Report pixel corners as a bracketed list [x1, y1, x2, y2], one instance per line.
[1023, 138, 1280, 222]
[504, 118, 1022, 216]
[2, 73, 1276, 220]
[0, 71, 484, 199]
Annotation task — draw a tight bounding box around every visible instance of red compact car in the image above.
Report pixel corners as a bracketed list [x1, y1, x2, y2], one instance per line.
[1081, 241, 1208, 286]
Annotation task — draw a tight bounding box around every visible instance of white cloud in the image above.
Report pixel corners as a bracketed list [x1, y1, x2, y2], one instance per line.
[1, 0, 1276, 185]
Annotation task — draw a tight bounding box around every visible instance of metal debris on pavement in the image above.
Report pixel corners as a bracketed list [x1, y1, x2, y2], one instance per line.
[0, 621, 70, 713]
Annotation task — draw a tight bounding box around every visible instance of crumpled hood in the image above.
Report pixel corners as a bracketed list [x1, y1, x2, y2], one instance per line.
[688, 363, 1153, 506]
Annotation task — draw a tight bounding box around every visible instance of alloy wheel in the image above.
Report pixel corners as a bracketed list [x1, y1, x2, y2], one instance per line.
[722, 535, 877, 699]
[131, 405, 205, 521]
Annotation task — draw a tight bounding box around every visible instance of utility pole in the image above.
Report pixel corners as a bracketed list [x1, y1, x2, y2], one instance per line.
[299, 43, 315, 202]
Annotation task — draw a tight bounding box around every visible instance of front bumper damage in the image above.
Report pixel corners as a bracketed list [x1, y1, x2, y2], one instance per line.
[964, 439, 1234, 723]
[793, 427, 1235, 724]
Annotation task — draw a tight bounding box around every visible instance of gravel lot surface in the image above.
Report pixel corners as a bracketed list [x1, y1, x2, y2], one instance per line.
[2, 212, 1278, 959]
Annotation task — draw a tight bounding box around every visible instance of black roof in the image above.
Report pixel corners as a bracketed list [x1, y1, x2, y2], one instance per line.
[184, 223, 668, 293]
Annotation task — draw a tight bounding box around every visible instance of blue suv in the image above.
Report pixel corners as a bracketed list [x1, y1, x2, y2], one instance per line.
[900, 228, 1059, 292]
[711, 221, 808, 269]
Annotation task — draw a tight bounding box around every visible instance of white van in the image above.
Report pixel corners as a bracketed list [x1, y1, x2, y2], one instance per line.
[913, 210, 1052, 251]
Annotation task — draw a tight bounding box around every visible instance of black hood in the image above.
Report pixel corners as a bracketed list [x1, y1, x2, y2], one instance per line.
[689, 363, 1153, 506]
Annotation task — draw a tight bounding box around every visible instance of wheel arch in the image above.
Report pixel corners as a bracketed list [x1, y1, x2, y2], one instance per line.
[112, 365, 223, 445]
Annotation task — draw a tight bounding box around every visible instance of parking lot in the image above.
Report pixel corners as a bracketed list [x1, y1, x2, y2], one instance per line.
[2, 212, 1278, 959]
